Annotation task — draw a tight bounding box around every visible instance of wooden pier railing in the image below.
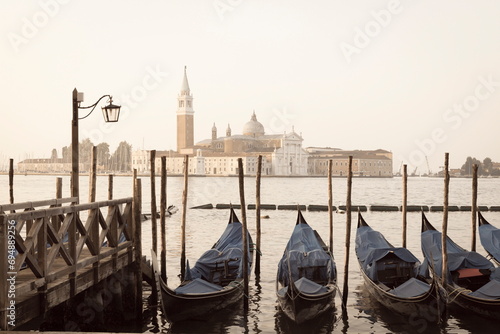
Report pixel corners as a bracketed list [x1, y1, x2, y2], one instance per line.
[0, 195, 141, 330]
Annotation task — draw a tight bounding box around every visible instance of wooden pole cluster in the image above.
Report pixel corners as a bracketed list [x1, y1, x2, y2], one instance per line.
[255, 155, 262, 275]
[180, 155, 189, 281]
[150, 150, 158, 255]
[471, 164, 478, 252]
[237, 158, 249, 300]
[342, 156, 353, 311]
[160, 156, 167, 281]
[402, 164, 408, 248]
[441, 153, 450, 286]
[328, 159, 333, 253]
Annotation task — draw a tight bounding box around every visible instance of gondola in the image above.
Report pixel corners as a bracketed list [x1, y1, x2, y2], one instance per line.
[355, 212, 443, 322]
[276, 210, 337, 324]
[478, 211, 500, 265]
[421, 212, 500, 319]
[153, 208, 253, 322]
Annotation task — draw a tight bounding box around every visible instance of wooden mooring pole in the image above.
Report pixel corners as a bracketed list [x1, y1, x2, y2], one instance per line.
[255, 155, 262, 276]
[150, 150, 158, 303]
[88, 147, 99, 284]
[238, 158, 249, 301]
[88, 146, 97, 203]
[471, 164, 478, 252]
[180, 155, 189, 281]
[55, 177, 63, 230]
[9, 158, 14, 208]
[108, 174, 113, 200]
[328, 159, 333, 253]
[150, 150, 157, 254]
[133, 178, 143, 318]
[342, 156, 353, 312]
[441, 153, 450, 286]
[402, 164, 407, 248]
[160, 156, 167, 281]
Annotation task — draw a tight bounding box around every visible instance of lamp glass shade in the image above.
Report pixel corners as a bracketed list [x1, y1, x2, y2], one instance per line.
[102, 103, 121, 122]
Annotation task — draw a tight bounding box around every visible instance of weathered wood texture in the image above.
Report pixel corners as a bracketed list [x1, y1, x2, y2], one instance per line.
[342, 156, 353, 311]
[442, 153, 450, 286]
[0, 195, 138, 330]
[471, 164, 478, 252]
[402, 164, 407, 248]
[255, 155, 262, 275]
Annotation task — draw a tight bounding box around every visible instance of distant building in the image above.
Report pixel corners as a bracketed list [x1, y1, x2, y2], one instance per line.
[177, 66, 195, 154]
[131, 68, 393, 176]
[18, 158, 82, 173]
[306, 148, 393, 177]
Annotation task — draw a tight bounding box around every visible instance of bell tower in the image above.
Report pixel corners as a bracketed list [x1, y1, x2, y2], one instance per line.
[177, 66, 194, 152]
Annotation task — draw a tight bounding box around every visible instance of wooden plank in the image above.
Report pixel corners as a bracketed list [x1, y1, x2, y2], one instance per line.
[105, 206, 118, 247]
[0, 197, 77, 212]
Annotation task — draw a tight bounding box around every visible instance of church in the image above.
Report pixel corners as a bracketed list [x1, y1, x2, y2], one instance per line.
[131, 68, 393, 177]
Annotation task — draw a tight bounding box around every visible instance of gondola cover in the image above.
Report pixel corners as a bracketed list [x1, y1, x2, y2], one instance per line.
[478, 212, 500, 264]
[420, 227, 493, 281]
[356, 225, 420, 282]
[277, 218, 336, 289]
[176, 211, 253, 294]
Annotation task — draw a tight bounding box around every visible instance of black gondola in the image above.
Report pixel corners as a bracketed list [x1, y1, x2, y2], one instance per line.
[355, 212, 443, 322]
[421, 212, 500, 319]
[478, 212, 500, 265]
[276, 210, 337, 324]
[152, 208, 253, 322]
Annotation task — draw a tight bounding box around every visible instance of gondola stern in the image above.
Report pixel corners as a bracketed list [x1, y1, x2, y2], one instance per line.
[421, 211, 436, 232]
[478, 211, 489, 226]
[229, 206, 240, 224]
[357, 211, 369, 228]
[296, 206, 308, 225]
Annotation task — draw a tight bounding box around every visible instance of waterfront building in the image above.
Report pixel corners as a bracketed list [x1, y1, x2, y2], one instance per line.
[306, 147, 393, 177]
[17, 158, 82, 173]
[131, 68, 392, 177]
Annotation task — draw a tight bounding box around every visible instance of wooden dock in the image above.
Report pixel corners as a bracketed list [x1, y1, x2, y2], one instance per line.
[0, 194, 144, 330]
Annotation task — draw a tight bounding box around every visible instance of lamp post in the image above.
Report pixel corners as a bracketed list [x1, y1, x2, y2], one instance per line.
[71, 88, 121, 202]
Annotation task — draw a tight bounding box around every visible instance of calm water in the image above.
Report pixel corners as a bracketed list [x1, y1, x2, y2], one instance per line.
[2, 174, 500, 333]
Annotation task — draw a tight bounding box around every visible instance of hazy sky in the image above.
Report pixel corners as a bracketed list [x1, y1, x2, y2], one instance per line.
[2, 0, 500, 173]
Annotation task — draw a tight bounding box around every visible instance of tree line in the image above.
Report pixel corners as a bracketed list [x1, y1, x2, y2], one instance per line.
[461, 157, 500, 176]
[57, 140, 132, 172]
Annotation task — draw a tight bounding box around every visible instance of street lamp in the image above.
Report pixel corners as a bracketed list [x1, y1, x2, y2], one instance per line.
[72, 88, 121, 202]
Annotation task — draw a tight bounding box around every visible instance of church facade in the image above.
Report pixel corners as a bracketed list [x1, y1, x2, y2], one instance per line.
[131, 68, 393, 177]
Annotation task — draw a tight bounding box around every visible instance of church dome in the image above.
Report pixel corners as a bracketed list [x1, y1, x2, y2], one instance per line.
[242, 112, 265, 137]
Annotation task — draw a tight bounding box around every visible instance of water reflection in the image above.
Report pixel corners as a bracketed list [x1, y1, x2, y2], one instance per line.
[447, 305, 500, 334]
[249, 275, 263, 334]
[274, 304, 338, 333]
[353, 284, 446, 334]
[165, 300, 244, 334]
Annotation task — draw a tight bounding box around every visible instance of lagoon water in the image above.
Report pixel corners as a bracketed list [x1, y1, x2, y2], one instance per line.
[2, 174, 500, 333]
